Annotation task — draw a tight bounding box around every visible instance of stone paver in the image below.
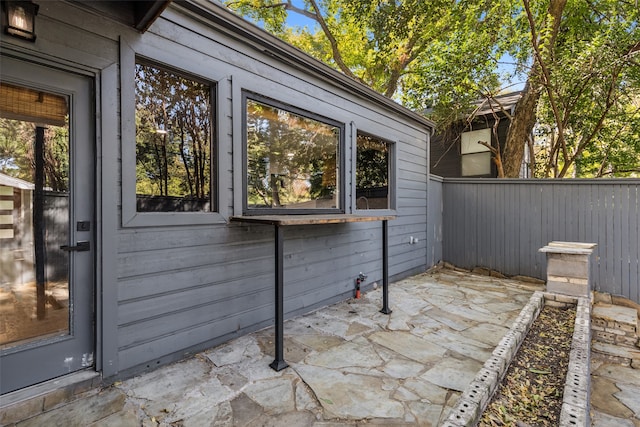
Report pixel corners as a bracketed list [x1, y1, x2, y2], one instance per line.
[459, 322, 511, 347]
[420, 357, 483, 393]
[369, 331, 448, 364]
[590, 376, 635, 419]
[14, 268, 609, 426]
[591, 411, 636, 427]
[591, 352, 640, 426]
[593, 304, 638, 326]
[115, 269, 538, 425]
[294, 364, 405, 420]
[16, 388, 126, 427]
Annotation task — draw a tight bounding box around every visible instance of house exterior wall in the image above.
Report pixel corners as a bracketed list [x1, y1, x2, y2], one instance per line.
[430, 132, 461, 177]
[430, 115, 511, 178]
[113, 4, 431, 378]
[1, 1, 432, 382]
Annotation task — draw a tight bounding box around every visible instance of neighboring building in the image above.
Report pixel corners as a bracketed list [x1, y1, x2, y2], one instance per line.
[0, 173, 35, 285]
[0, 0, 435, 394]
[430, 92, 529, 178]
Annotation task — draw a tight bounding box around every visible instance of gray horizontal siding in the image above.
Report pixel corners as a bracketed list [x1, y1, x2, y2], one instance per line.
[116, 219, 429, 370]
[442, 178, 640, 302]
[109, 10, 430, 374]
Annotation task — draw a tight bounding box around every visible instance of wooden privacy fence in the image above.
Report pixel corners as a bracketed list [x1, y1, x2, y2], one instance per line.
[434, 177, 640, 303]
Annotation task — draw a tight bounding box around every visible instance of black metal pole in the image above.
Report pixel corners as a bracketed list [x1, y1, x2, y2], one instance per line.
[269, 224, 289, 371]
[380, 220, 392, 314]
[34, 126, 46, 320]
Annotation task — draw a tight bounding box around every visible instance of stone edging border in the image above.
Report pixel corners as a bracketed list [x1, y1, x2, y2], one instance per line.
[442, 291, 592, 427]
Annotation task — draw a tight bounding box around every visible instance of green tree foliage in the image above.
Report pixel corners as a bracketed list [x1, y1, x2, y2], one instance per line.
[226, 0, 640, 178]
[531, 0, 640, 177]
[227, 0, 505, 102]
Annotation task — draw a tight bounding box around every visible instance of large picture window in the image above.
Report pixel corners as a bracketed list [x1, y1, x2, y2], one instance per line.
[135, 60, 215, 212]
[244, 95, 343, 213]
[356, 133, 392, 210]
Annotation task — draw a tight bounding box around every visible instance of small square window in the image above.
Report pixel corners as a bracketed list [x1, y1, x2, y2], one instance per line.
[356, 133, 391, 210]
[244, 94, 343, 214]
[135, 60, 215, 212]
[462, 152, 492, 176]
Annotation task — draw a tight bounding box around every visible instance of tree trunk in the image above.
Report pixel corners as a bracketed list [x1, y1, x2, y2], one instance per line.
[502, 80, 541, 178]
[502, 0, 566, 178]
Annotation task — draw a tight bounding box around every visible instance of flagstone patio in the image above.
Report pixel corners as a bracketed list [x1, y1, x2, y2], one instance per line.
[4, 268, 640, 426]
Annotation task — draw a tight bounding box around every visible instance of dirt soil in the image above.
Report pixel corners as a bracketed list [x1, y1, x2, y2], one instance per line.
[479, 304, 576, 426]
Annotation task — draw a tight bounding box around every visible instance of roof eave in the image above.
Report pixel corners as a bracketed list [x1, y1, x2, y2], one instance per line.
[134, 1, 173, 32]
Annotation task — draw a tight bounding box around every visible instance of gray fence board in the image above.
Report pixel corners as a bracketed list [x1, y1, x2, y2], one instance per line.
[630, 187, 639, 302]
[426, 176, 443, 267]
[603, 185, 614, 293]
[439, 178, 640, 302]
[620, 185, 628, 297]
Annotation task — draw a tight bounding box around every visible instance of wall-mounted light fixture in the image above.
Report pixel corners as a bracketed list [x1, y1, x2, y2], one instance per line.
[2, 1, 39, 42]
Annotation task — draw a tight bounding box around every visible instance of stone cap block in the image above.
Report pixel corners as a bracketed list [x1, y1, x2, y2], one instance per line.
[539, 241, 597, 255]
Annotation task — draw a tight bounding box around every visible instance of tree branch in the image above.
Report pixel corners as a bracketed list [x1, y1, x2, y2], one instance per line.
[600, 168, 640, 176]
[306, 0, 361, 82]
[523, 0, 568, 166]
[558, 69, 619, 177]
[383, 33, 428, 97]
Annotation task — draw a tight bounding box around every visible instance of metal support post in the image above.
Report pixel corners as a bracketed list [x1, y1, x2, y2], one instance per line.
[269, 224, 289, 371]
[380, 220, 392, 314]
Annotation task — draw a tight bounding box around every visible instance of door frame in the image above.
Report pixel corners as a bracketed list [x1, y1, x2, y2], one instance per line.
[0, 50, 105, 393]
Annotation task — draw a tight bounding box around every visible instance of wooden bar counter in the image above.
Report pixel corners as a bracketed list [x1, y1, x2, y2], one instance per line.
[230, 214, 396, 371]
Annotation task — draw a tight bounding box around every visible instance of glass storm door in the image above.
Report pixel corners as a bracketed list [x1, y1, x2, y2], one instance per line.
[0, 56, 94, 394]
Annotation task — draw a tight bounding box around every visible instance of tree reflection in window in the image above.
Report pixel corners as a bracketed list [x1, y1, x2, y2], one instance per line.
[135, 61, 214, 212]
[356, 133, 390, 210]
[0, 118, 68, 192]
[246, 98, 341, 211]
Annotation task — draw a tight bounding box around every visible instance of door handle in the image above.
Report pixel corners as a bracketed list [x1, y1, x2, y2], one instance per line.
[60, 241, 90, 252]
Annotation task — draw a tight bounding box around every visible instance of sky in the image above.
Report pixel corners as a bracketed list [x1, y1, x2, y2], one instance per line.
[497, 54, 526, 92]
[284, 0, 318, 28]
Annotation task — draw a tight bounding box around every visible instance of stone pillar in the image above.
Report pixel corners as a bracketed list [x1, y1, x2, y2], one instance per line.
[539, 241, 597, 297]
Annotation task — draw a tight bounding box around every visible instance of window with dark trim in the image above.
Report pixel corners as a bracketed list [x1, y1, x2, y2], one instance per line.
[243, 93, 343, 214]
[356, 132, 391, 210]
[135, 60, 215, 212]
